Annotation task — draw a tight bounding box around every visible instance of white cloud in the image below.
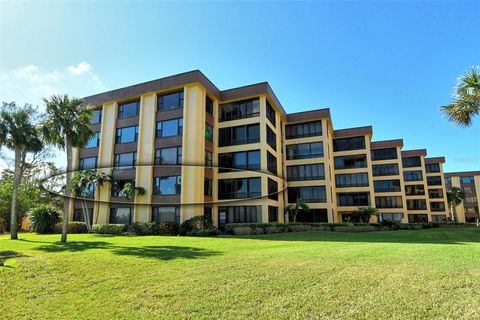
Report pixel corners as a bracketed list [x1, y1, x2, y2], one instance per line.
[67, 61, 91, 75]
[0, 62, 106, 107]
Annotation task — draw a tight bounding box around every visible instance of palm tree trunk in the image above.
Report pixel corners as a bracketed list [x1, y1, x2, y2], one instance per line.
[61, 136, 72, 243]
[10, 147, 22, 240]
[450, 202, 455, 223]
[81, 200, 92, 233]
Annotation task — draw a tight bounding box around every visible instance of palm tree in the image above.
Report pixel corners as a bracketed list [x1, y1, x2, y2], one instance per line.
[121, 181, 146, 201]
[351, 206, 380, 223]
[287, 197, 309, 223]
[441, 66, 480, 127]
[71, 170, 111, 232]
[0, 102, 43, 239]
[446, 187, 465, 223]
[41, 95, 95, 243]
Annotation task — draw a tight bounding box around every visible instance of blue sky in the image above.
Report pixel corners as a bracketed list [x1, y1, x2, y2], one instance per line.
[0, 1, 479, 172]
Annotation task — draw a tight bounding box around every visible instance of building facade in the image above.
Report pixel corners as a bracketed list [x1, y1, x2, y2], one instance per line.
[71, 70, 457, 227]
[444, 171, 480, 223]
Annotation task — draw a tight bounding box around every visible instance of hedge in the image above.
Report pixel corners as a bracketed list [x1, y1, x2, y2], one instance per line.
[54, 222, 88, 234]
[92, 224, 127, 235]
[127, 222, 179, 236]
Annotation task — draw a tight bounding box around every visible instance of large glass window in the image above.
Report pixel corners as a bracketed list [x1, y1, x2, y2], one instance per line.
[371, 148, 397, 161]
[375, 196, 403, 208]
[405, 184, 425, 196]
[460, 176, 475, 184]
[109, 207, 132, 224]
[153, 176, 181, 195]
[380, 213, 404, 222]
[114, 152, 137, 170]
[155, 147, 182, 165]
[91, 109, 102, 124]
[445, 177, 452, 185]
[427, 176, 442, 186]
[285, 120, 322, 139]
[158, 91, 183, 111]
[220, 98, 260, 122]
[205, 123, 214, 141]
[425, 163, 440, 173]
[333, 136, 365, 152]
[118, 100, 139, 119]
[266, 126, 277, 150]
[407, 199, 427, 210]
[268, 206, 278, 222]
[408, 214, 428, 223]
[430, 202, 446, 212]
[287, 163, 325, 181]
[218, 206, 261, 228]
[152, 206, 180, 224]
[218, 124, 260, 147]
[336, 192, 370, 206]
[218, 150, 260, 172]
[85, 132, 100, 148]
[374, 179, 401, 192]
[218, 177, 261, 200]
[268, 178, 278, 200]
[335, 173, 369, 188]
[286, 142, 323, 160]
[402, 156, 421, 168]
[116, 126, 139, 144]
[266, 100, 276, 127]
[73, 208, 94, 223]
[79, 157, 97, 170]
[403, 170, 423, 181]
[156, 118, 183, 138]
[372, 164, 399, 176]
[267, 151, 277, 175]
[288, 186, 326, 203]
[295, 209, 328, 223]
[334, 154, 367, 169]
[428, 189, 444, 198]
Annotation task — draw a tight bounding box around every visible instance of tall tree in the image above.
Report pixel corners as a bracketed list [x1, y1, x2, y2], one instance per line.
[441, 66, 480, 127]
[41, 95, 95, 243]
[0, 102, 43, 239]
[287, 197, 309, 223]
[446, 187, 465, 223]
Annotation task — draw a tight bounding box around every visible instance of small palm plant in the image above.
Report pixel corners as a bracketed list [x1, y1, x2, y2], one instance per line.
[446, 187, 465, 223]
[121, 181, 146, 201]
[351, 206, 380, 223]
[287, 197, 309, 223]
[441, 66, 480, 127]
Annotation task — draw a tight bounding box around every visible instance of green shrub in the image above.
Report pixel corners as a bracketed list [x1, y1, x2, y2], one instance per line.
[180, 215, 210, 235]
[186, 229, 219, 237]
[54, 222, 88, 234]
[127, 222, 179, 236]
[92, 224, 127, 234]
[28, 205, 62, 234]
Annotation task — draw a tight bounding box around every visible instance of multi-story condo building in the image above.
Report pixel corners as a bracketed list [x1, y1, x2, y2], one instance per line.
[444, 171, 480, 223]
[70, 70, 458, 227]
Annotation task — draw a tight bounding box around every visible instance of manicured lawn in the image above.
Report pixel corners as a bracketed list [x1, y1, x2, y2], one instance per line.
[1, 228, 480, 319]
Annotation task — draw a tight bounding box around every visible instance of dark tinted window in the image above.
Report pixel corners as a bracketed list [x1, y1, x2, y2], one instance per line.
[109, 208, 132, 224]
[158, 91, 183, 111]
[204, 178, 212, 196]
[285, 120, 322, 139]
[402, 156, 421, 168]
[427, 176, 442, 186]
[286, 142, 323, 160]
[218, 124, 260, 147]
[403, 170, 423, 181]
[218, 206, 261, 228]
[335, 173, 369, 188]
[374, 180, 401, 192]
[288, 186, 326, 203]
[91, 109, 102, 124]
[79, 157, 97, 170]
[334, 154, 367, 169]
[430, 202, 446, 211]
[372, 164, 399, 176]
[287, 164, 325, 181]
[371, 148, 397, 161]
[266, 100, 276, 127]
[375, 196, 403, 208]
[118, 100, 139, 119]
[206, 97, 214, 115]
[218, 177, 261, 200]
[333, 136, 365, 152]
[220, 98, 259, 122]
[267, 151, 277, 175]
[295, 209, 328, 223]
[114, 152, 137, 170]
[266, 126, 277, 150]
[428, 189, 444, 198]
[218, 150, 260, 172]
[425, 163, 440, 173]
[268, 178, 278, 200]
[405, 184, 425, 196]
[337, 192, 370, 206]
[152, 206, 180, 224]
[407, 199, 427, 210]
[268, 206, 278, 222]
[155, 147, 182, 165]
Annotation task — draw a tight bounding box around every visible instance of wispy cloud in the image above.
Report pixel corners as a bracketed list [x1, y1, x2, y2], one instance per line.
[0, 62, 106, 107]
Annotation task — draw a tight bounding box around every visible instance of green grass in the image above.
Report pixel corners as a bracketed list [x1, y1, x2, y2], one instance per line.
[1, 228, 480, 319]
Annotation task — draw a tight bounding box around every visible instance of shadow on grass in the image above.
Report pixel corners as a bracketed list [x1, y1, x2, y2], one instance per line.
[222, 228, 480, 245]
[0, 250, 29, 267]
[31, 241, 222, 261]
